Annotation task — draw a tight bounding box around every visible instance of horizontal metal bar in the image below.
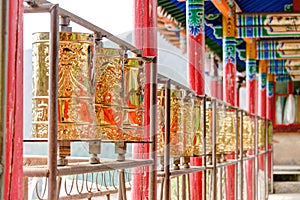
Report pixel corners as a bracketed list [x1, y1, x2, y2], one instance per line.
[23, 139, 152, 144]
[24, 3, 52, 13]
[157, 166, 206, 178]
[24, 159, 153, 177]
[23, 168, 49, 177]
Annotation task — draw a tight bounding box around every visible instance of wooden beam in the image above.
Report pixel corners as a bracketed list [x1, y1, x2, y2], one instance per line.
[211, 0, 232, 18]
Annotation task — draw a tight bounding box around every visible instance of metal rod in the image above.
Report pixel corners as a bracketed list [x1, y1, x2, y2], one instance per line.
[164, 79, 171, 200]
[240, 111, 244, 200]
[149, 58, 158, 200]
[23, 3, 52, 13]
[48, 4, 59, 200]
[202, 96, 207, 200]
[211, 99, 217, 200]
[182, 175, 186, 200]
[235, 108, 239, 200]
[0, 0, 8, 197]
[254, 116, 258, 200]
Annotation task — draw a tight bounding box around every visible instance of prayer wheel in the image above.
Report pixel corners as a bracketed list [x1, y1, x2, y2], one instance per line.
[193, 97, 204, 156]
[94, 48, 123, 140]
[182, 95, 195, 157]
[94, 48, 145, 141]
[123, 58, 145, 140]
[157, 87, 184, 157]
[32, 32, 95, 139]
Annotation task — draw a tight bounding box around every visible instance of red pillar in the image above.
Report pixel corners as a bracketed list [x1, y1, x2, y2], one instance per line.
[267, 74, 275, 182]
[245, 41, 257, 200]
[223, 8, 237, 199]
[4, 0, 24, 199]
[132, 0, 157, 199]
[258, 61, 267, 118]
[266, 74, 275, 124]
[258, 61, 267, 172]
[186, 1, 205, 199]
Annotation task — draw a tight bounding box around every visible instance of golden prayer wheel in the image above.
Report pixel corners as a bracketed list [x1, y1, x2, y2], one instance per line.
[122, 58, 145, 140]
[94, 48, 145, 141]
[32, 32, 95, 139]
[182, 96, 195, 157]
[222, 110, 236, 154]
[258, 118, 266, 148]
[216, 107, 226, 155]
[193, 97, 203, 156]
[242, 115, 255, 151]
[94, 48, 123, 140]
[204, 108, 212, 155]
[157, 87, 184, 157]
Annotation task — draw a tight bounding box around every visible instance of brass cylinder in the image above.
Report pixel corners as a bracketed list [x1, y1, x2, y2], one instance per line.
[123, 58, 145, 141]
[94, 48, 123, 140]
[193, 97, 203, 156]
[258, 118, 266, 148]
[32, 32, 95, 139]
[183, 96, 194, 157]
[157, 87, 184, 157]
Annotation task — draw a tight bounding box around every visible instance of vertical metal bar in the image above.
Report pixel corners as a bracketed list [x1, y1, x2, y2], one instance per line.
[118, 169, 127, 200]
[164, 79, 171, 200]
[254, 116, 258, 200]
[48, 4, 59, 200]
[0, 0, 8, 198]
[187, 174, 191, 200]
[182, 175, 186, 200]
[24, 177, 28, 200]
[212, 99, 217, 200]
[149, 58, 158, 200]
[270, 123, 274, 194]
[219, 167, 223, 200]
[177, 177, 180, 200]
[235, 108, 239, 200]
[264, 118, 268, 200]
[239, 111, 244, 200]
[202, 96, 207, 200]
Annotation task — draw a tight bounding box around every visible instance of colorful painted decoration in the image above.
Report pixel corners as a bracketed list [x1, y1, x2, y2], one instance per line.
[223, 37, 236, 106]
[267, 81, 274, 97]
[237, 13, 300, 38]
[187, 0, 204, 37]
[259, 73, 267, 90]
[246, 59, 256, 81]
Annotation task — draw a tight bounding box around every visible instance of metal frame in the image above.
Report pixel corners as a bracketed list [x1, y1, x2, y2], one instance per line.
[0, 0, 8, 198]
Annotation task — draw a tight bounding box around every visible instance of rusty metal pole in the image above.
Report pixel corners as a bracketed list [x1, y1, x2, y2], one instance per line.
[0, 0, 8, 198]
[48, 4, 59, 200]
[212, 99, 217, 200]
[164, 80, 171, 200]
[149, 58, 158, 200]
[239, 111, 244, 200]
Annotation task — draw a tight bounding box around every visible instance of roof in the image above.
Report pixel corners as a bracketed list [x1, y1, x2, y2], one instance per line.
[157, 0, 294, 75]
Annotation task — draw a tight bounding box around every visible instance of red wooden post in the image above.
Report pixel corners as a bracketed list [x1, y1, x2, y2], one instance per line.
[258, 61, 267, 172]
[258, 60, 267, 118]
[4, 0, 24, 199]
[223, 8, 237, 199]
[132, 0, 157, 199]
[245, 40, 257, 200]
[266, 74, 274, 182]
[217, 77, 223, 100]
[186, 1, 205, 199]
